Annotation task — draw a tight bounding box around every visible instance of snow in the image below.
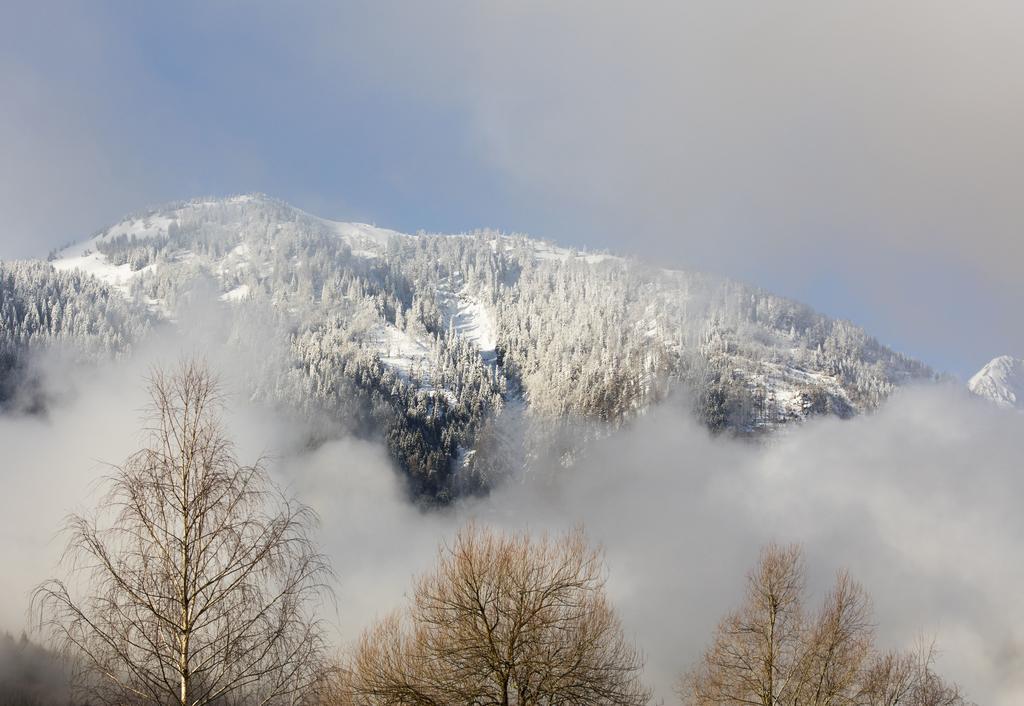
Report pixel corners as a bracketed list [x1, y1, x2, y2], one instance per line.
[740, 362, 851, 428]
[969, 355, 1024, 410]
[531, 240, 619, 265]
[437, 277, 498, 364]
[33, 193, 934, 458]
[369, 323, 433, 378]
[367, 322, 459, 403]
[532, 242, 574, 261]
[50, 209, 177, 295]
[217, 242, 253, 274]
[190, 194, 256, 208]
[95, 214, 175, 244]
[221, 284, 251, 302]
[327, 221, 407, 248]
[51, 248, 151, 296]
[448, 293, 497, 357]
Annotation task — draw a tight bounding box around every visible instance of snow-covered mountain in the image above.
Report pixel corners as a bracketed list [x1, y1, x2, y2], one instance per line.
[2, 194, 935, 499]
[968, 356, 1024, 410]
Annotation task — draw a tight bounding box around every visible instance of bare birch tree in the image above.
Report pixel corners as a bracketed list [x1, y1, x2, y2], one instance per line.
[343, 522, 650, 705]
[33, 360, 332, 706]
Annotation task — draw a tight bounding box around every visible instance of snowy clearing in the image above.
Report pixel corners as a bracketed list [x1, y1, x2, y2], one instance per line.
[325, 220, 408, 250]
[369, 323, 433, 378]
[95, 214, 176, 244]
[531, 241, 619, 265]
[52, 249, 152, 296]
[221, 284, 251, 302]
[446, 292, 497, 355]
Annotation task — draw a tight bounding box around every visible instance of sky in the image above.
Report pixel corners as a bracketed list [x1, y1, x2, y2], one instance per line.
[2, 1, 1023, 376]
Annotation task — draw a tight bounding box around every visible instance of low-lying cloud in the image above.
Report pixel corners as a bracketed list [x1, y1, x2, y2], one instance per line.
[1, 350, 1021, 703]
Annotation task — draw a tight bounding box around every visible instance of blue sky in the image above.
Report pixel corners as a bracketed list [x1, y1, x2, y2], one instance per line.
[2, 2, 1022, 378]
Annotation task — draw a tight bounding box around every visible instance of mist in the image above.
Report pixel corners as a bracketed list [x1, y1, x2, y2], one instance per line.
[1, 338, 1020, 704]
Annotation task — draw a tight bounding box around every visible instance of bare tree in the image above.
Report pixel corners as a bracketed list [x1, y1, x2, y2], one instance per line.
[33, 360, 332, 706]
[862, 640, 969, 706]
[343, 522, 650, 705]
[797, 570, 873, 705]
[684, 544, 816, 706]
[680, 544, 968, 706]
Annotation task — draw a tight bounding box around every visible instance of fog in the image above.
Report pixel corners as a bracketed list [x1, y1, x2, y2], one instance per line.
[1, 342, 1021, 703]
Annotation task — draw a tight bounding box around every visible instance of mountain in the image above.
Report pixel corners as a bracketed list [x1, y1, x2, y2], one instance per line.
[2, 194, 934, 500]
[968, 355, 1024, 410]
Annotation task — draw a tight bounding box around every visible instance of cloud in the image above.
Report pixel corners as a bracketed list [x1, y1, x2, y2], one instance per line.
[416, 385, 1022, 703]
[298, 385, 1024, 704]
[1, 339, 1021, 704]
[264, 375, 1024, 706]
[542, 389, 1024, 703]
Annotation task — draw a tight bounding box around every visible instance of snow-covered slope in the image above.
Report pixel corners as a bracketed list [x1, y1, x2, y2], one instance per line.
[968, 356, 1024, 410]
[5, 193, 936, 499]
[52, 195, 404, 284]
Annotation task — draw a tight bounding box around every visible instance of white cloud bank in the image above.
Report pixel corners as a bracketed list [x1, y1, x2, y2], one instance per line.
[2, 351, 1019, 703]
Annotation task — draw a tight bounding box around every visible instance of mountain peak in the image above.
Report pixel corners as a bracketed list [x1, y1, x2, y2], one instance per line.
[968, 355, 1024, 409]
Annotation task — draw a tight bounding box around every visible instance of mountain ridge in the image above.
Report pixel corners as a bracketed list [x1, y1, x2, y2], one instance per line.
[4, 194, 937, 499]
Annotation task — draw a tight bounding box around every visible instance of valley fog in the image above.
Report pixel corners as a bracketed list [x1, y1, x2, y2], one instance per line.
[1, 344, 1020, 703]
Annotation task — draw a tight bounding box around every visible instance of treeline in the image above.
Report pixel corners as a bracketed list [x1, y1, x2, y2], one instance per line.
[0, 632, 79, 706]
[0, 261, 149, 409]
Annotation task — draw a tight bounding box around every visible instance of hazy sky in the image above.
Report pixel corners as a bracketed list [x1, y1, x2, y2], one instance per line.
[2, 1, 1023, 376]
